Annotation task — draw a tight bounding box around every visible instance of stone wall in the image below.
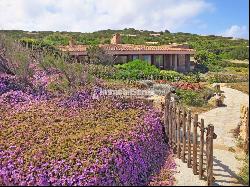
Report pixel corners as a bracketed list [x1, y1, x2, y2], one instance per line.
[239, 105, 249, 152]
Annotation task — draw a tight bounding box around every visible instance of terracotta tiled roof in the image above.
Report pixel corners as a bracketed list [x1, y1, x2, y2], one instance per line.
[102, 44, 194, 52]
[58, 44, 195, 53]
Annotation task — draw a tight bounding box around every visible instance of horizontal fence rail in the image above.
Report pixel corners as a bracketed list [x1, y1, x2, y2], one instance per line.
[163, 93, 216, 186]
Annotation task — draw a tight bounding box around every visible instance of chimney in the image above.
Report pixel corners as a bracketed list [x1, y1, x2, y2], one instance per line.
[111, 33, 121, 44]
[69, 38, 76, 47]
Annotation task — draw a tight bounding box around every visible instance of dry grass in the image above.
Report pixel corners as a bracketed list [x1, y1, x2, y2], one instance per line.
[189, 103, 215, 114]
[226, 82, 249, 94]
[228, 59, 249, 64]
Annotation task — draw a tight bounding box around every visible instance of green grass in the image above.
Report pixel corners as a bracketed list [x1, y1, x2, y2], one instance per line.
[239, 154, 249, 185]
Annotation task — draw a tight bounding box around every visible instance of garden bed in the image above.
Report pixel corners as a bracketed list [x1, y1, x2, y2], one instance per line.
[0, 91, 175, 186]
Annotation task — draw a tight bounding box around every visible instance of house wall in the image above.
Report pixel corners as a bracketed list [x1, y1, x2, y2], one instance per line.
[71, 53, 193, 72]
[125, 54, 192, 72]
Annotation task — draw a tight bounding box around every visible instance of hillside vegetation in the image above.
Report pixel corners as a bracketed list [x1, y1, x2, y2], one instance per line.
[0, 28, 248, 61]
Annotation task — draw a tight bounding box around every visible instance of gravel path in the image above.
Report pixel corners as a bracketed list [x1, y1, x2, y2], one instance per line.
[174, 85, 249, 186]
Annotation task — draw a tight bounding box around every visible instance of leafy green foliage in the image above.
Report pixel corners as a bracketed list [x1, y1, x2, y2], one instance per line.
[219, 46, 249, 60]
[115, 60, 160, 80]
[182, 72, 201, 83]
[176, 89, 205, 107]
[194, 50, 224, 72]
[43, 33, 70, 46]
[159, 70, 183, 81]
[189, 37, 248, 60]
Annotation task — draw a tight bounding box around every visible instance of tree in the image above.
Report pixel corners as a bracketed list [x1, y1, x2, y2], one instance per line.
[85, 45, 114, 65]
[194, 50, 223, 72]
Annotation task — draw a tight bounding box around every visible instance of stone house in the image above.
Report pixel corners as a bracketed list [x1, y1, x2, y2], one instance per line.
[58, 33, 195, 72]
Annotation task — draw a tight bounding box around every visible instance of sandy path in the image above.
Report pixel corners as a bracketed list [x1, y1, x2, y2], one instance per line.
[174, 85, 249, 186]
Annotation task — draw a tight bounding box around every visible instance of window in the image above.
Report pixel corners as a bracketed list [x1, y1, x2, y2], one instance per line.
[132, 55, 139, 60]
[171, 55, 174, 67]
[117, 55, 128, 64]
[155, 55, 164, 69]
[143, 55, 152, 64]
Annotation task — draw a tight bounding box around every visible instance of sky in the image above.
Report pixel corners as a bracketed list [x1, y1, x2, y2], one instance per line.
[0, 0, 249, 39]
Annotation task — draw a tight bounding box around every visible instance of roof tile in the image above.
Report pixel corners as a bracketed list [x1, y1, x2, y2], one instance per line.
[58, 44, 195, 52]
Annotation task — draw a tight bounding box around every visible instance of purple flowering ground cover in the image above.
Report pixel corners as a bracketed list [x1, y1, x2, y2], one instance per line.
[0, 72, 176, 186]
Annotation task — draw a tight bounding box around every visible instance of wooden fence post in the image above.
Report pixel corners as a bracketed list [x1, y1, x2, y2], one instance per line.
[172, 101, 176, 148]
[182, 108, 186, 162]
[193, 113, 198, 175]
[207, 125, 214, 186]
[169, 102, 172, 146]
[199, 118, 205, 179]
[177, 107, 181, 159]
[164, 95, 170, 138]
[187, 110, 192, 168]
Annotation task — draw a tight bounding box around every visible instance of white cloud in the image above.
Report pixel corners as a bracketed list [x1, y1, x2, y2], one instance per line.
[0, 0, 213, 32]
[221, 25, 249, 39]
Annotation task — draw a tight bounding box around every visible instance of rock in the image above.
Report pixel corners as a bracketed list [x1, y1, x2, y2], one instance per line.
[138, 80, 154, 88]
[152, 83, 175, 95]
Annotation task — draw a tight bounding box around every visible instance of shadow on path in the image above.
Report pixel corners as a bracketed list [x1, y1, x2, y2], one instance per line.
[213, 156, 243, 186]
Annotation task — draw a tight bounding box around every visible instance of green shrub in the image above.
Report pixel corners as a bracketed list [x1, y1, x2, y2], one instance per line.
[115, 59, 160, 80]
[43, 33, 70, 46]
[176, 89, 205, 107]
[159, 70, 183, 81]
[183, 72, 201, 83]
[194, 50, 223, 72]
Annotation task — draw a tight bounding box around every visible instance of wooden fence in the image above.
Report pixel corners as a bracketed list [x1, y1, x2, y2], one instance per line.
[163, 94, 216, 186]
